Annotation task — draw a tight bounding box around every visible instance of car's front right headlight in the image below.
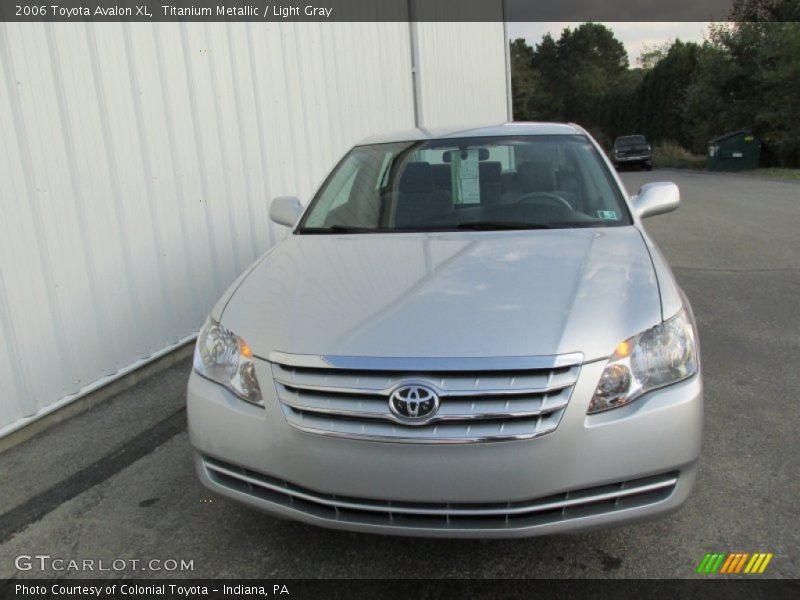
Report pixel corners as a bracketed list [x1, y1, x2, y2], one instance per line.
[193, 317, 263, 406]
[588, 308, 698, 414]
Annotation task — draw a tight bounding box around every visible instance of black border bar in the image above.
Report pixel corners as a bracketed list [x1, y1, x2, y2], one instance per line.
[0, 0, 745, 23]
[2, 579, 800, 599]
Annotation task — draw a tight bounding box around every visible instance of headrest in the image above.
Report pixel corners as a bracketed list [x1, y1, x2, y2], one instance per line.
[431, 164, 451, 189]
[517, 160, 554, 192]
[479, 161, 501, 182]
[399, 162, 434, 193]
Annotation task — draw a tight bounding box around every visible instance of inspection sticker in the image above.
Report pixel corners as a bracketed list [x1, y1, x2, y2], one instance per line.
[597, 210, 618, 220]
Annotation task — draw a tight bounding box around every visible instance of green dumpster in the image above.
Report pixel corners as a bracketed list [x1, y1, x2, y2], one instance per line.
[707, 130, 761, 171]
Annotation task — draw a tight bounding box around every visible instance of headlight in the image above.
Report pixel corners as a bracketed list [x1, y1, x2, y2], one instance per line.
[588, 309, 698, 414]
[193, 318, 262, 406]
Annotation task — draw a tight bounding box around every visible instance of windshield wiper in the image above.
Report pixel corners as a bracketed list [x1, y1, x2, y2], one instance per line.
[298, 225, 381, 234]
[454, 221, 556, 231]
[299, 222, 566, 233]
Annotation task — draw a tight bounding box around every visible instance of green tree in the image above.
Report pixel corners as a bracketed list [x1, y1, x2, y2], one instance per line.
[731, 0, 800, 21]
[509, 38, 536, 121]
[509, 15, 800, 166]
[528, 34, 564, 121]
[598, 68, 643, 144]
[636, 40, 702, 148]
[510, 23, 628, 131]
[637, 41, 672, 70]
[757, 23, 800, 165]
[685, 21, 800, 164]
[552, 24, 629, 127]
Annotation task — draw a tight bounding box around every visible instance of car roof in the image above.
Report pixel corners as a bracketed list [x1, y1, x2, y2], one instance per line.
[357, 122, 584, 145]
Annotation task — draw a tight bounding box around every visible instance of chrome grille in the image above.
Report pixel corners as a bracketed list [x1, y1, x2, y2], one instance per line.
[203, 456, 678, 531]
[269, 353, 582, 443]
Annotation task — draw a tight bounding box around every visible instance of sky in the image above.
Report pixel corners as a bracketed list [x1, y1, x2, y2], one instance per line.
[506, 22, 712, 66]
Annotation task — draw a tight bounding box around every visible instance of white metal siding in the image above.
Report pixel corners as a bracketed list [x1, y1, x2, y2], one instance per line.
[415, 22, 509, 127]
[0, 21, 508, 437]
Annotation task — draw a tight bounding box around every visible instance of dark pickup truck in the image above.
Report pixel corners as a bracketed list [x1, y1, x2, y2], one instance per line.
[612, 135, 652, 170]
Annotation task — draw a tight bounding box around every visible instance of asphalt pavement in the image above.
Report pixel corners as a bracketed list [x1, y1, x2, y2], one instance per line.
[0, 169, 798, 579]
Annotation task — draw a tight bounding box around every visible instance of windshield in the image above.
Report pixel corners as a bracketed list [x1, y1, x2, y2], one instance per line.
[297, 135, 632, 233]
[615, 136, 647, 148]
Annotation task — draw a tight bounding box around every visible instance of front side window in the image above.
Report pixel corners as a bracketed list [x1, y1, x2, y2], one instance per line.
[298, 135, 632, 233]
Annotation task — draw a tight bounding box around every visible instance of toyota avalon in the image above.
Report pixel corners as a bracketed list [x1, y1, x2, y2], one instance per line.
[187, 122, 702, 538]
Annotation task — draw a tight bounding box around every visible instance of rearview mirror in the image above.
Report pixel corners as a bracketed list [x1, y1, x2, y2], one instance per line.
[632, 182, 679, 219]
[443, 148, 490, 162]
[269, 196, 303, 227]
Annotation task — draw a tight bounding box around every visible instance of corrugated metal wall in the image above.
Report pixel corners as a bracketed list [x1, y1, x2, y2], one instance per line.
[0, 21, 509, 437]
[415, 22, 509, 127]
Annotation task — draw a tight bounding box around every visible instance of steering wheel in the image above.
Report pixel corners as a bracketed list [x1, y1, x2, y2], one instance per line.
[517, 192, 573, 211]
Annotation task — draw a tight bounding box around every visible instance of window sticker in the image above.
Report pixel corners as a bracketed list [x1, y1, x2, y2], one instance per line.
[597, 210, 618, 221]
[452, 149, 481, 204]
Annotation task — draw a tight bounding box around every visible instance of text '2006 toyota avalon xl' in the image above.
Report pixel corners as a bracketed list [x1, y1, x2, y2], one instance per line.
[188, 123, 702, 538]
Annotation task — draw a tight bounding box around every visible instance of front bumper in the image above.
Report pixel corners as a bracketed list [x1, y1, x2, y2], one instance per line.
[188, 359, 703, 538]
[614, 155, 652, 166]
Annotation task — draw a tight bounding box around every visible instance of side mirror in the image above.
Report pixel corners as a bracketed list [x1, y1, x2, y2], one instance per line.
[269, 196, 303, 227]
[632, 182, 679, 219]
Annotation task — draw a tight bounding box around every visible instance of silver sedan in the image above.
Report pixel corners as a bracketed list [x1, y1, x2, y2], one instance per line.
[187, 122, 702, 538]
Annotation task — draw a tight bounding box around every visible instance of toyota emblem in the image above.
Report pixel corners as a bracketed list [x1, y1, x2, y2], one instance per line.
[389, 384, 440, 424]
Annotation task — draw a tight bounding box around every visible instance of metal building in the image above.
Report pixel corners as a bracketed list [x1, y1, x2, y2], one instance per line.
[0, 21, 510, 437]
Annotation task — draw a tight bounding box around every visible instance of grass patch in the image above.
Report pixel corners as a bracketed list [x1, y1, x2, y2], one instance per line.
[651, 142, 706, 170]
[650, 143, 800, 179]
[747, 168, 800, 181]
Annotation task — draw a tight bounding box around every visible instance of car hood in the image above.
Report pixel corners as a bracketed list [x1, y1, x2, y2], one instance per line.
[221, 228, 663, 363]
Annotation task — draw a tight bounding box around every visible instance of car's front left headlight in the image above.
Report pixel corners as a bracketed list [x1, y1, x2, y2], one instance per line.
[588, 308, 698, 414]
[193, 317, 262, 406]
